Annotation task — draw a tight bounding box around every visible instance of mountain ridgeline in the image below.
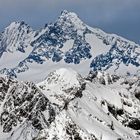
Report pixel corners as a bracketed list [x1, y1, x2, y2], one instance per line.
[0, 10, 140, 82]
[0, 10, 140, 140]
[0, 68, 140, 140]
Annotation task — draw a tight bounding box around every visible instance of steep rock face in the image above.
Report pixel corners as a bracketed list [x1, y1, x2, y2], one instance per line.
[0, 21, 34, 55]
[0, 69, 140, 139]
[90, 36, 140, 74]
[35, 111, 97, 140]
[28, 10, 91, 64]
[0, 21, 35, 77]
[86, 71, 120, 85]
[0, 11, 92, 80]
[0, 76, 57, 140]
[35, 68, 140, 140]
[0, 11, 139, 81]
[0, 69, 90, 140]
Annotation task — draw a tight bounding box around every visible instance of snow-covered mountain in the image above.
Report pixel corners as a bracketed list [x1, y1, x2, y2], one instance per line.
[0, 68, 140, 140]
[0, 10, 140, 140]
[0, 10, 140, 82]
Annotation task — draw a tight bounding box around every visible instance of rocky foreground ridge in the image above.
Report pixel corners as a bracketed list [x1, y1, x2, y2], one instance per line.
[0, 68, 140, 140]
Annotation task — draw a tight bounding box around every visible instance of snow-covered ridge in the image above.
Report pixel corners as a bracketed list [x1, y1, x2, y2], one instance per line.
[0, 10, 140, 82]
[58, 10, 86, 31]
[37, 68, 85, 108]
[0, 68, 140, 140]
[0, 21, 34, 53]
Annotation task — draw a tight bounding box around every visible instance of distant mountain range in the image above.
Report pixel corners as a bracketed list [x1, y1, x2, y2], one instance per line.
[0, 10, 139, 82]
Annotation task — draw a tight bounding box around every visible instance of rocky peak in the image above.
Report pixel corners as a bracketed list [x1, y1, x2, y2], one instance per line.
[46, 68, 84, 87]
[0, 11, 139, 82]
[0, 69, 140, 139]
[56, 10, 86, 32]
[37, 68, 86, 108]
[86, 71, 120, 85]
[0, 76, 57, 140]
[0, 21, 33, 53]
[4, 21, 32, 33]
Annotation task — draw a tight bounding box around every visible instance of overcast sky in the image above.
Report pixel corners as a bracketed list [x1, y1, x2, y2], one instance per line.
[0, 0, 140, 43]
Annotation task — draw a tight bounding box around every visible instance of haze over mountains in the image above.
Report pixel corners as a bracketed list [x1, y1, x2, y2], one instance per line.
[0, 11, 140, 140]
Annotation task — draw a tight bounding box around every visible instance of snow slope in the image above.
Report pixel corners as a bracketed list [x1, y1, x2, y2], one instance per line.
[0, 68, 140, 140]
[36, 68, 140, 140]
[0, 10, 140, 140]
[0, 10, 139, 82]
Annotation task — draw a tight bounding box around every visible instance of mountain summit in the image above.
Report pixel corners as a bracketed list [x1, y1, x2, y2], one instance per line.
[0, 10, 140, 82]
[0, 10, 140, 140]
[57, 10, 86, 31]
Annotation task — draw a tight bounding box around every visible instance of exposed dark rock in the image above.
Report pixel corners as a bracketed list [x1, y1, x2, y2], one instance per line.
[135, 90, 140, 100]
[107, 103, 124, 118]
[128, 118, 140, 130]
[0, 77, 57, 133]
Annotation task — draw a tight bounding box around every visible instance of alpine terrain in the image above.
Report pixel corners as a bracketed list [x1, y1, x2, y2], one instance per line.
[0, 10, 140, 140]
[0, 10, 139, 82]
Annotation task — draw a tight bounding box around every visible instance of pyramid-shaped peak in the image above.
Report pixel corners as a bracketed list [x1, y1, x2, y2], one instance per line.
[39, 68, 85, 89]
[37, 68, 86, 107]
[57, 10, 86, 30]
[2, 21, 33, 37]
[60, 10, 78, 16]
[54, 68, 82, 83]
[60, 10, 69, 15]
[0, 20, 33, 53]
[5, 21, 32, 32]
